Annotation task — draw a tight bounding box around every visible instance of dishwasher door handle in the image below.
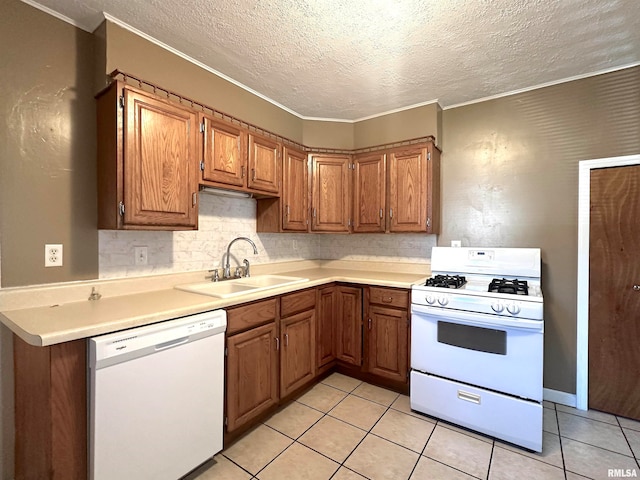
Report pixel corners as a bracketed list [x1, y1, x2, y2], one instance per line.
[155, 336, 189, 351]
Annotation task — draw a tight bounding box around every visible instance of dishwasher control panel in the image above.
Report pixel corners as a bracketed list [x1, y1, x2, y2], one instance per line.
[90, 310, 227, 366]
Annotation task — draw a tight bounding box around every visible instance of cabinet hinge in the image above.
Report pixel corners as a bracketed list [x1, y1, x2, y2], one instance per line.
[200, 121, 205, 133]
[200, 161, 205, 171]
[224, 416, 228, 426]
[426, 217, 431, 228]
[192, 192, 197, 207]
[427, 152, 431, 161]
[118, 201, 125, 216]
[118, 96, 124, 108]
[225, 347, 228, 356]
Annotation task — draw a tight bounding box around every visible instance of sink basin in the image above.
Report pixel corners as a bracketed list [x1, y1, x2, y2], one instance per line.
[237, 275, 308, 288]
[175, 275, 309, 298]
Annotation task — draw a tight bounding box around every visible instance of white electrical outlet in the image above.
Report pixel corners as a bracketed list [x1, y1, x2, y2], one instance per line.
[134, 246, 148, 265]
[451, 240, 462, 248]
[45, 244, 63, 267]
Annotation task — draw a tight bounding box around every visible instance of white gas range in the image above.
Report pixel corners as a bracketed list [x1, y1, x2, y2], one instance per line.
[410, 247, 544, 452]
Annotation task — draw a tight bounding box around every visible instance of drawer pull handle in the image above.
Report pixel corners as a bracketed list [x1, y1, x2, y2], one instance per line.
[457, 390, 481, 404]
[382, 296, 393, 303]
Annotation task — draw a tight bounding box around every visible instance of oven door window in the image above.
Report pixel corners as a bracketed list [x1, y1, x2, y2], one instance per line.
[437, 321, 507, 355]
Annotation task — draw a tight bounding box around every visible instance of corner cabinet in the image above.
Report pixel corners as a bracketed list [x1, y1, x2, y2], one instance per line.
[311, 154, 352, 233]
[96, 81, 199, 230]
[353, 152, 386, 233]
[353, 141, 441, 234]
[388, 142, 441, 234]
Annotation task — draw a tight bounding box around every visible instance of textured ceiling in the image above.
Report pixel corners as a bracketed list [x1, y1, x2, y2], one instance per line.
[25, 0, 640, 120]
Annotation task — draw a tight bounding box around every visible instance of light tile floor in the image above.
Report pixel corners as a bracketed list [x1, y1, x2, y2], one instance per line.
[194, 373, 640, 480]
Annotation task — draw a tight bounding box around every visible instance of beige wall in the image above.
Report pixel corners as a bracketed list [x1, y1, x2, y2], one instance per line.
[0, 0, 98, 288]
[440, 66, 640, 394]
[303, 119, 355, 149]
[354, 103, 441, 149]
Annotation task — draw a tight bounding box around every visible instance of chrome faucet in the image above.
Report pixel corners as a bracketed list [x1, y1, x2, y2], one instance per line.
[224, 237, 258, 279]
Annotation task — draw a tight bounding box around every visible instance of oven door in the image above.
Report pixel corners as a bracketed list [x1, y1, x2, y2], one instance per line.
[411, 304, 543, 401]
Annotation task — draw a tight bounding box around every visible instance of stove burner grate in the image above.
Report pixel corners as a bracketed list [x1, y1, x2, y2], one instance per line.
[488, 278, 529, 295]
[425, 274, 467, 289]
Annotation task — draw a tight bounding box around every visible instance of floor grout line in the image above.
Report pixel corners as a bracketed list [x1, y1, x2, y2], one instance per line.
[215, 383, 640, 479]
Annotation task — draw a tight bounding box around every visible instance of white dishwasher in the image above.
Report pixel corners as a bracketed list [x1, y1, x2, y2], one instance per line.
[89, 310, 227, 480]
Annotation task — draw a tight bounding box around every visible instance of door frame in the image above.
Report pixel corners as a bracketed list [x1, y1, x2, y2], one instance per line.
[576, 153, 640, 410]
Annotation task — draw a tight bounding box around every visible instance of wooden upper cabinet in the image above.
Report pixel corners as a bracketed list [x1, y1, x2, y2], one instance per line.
[201, 114, 246, 188]
[388, 143, 440, 234]
[282, 147, 309, 231]
[353, 152, 386, 233]
[96, 82, 199, 230]
[248, 133, 280, 194]
[311, 154, 352, 233]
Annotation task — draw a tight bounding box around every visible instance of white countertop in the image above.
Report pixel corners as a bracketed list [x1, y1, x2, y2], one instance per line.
[0, 260, 429, 347]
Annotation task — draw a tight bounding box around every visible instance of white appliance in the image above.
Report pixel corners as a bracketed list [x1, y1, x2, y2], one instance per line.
[410, 247, 544, 451]
[89, 310, 227, 480]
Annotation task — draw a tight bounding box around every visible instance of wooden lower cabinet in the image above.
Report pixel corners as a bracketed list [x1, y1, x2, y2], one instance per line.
[280, 310, 316, 397]
[335, 286, 362, 365]
[225, 322, 279, 432]
[13, 336, 87, 480]
[363, 286, 410, 386]
[316, 285, 336, 369]
[366, 305, 408, 382]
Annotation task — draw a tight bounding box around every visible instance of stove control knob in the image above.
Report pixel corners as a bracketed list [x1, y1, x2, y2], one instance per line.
[425, 295, 436, 305]
[491, 303, 504, 313]
[506, 304, 521, 315]
[437, 296, 449, 306]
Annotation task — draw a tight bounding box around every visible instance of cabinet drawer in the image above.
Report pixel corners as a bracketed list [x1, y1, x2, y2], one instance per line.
[281, 289, 316, 318]
[369, 287, 409, 308]
[227, 299, 277, 335]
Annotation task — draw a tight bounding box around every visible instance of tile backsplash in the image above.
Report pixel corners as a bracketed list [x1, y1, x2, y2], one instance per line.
[99, 193, 435, 279]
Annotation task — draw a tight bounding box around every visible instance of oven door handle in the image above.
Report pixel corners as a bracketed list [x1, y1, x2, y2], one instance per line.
[411, 304, 543, 331]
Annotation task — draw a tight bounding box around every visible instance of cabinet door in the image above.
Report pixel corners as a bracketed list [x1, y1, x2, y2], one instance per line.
[248, 133, 280, 194]
[311, 155, 351, 232]
[366, 305, 408, 382]
[335, 286, 362, 365]
[282, 147, 309, 232]
[226, 322, 278, 432]
[123, 89, 198, 228]
[280, 310, 316, 397]
[353, 152, 386, 233]
[201, 115, 247, 188]
[388, 146, 428, 233]
[317, 286, 336, 368]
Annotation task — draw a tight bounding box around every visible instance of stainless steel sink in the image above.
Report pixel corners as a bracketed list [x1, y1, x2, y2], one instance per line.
[175, 275, 309, 298]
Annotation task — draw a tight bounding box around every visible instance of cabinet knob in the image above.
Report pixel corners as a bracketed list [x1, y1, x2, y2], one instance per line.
[382, 297, 393, 303]
[634, 285, 640, 291]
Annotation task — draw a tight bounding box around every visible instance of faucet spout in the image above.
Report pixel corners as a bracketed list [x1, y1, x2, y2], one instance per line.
[224, 237, 258, 278]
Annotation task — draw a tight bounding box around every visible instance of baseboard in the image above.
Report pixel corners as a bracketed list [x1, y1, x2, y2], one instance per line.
[543, 388, 577, 408]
